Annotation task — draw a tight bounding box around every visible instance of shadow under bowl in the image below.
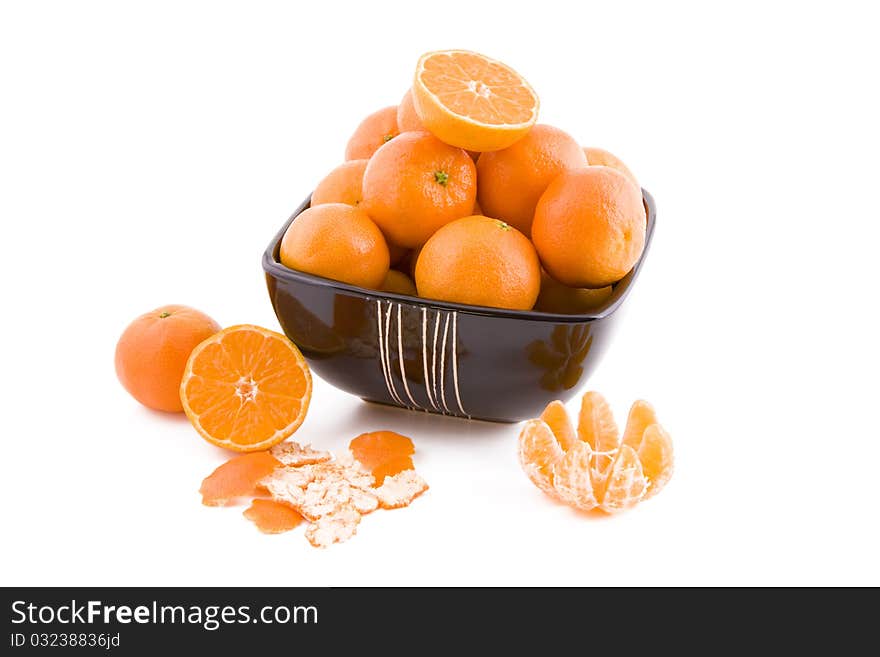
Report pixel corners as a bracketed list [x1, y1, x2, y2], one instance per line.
[263, 190, 656, 423]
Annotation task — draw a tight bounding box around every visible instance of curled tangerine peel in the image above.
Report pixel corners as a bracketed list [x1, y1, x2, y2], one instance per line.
[349, 431, 415, 485]
[243, 499, 305, 534]
[200, 452, 282, 506]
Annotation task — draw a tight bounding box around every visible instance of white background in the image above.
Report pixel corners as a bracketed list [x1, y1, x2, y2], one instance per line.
[2, 1, 878, 586]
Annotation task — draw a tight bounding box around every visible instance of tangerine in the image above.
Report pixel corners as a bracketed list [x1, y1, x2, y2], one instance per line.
[415, 215, 541, 310]
[532, 167, 646, 288]
[280, 203, 389, 289]
[115, 305, 220, 413]
[362, 131, 476, 248]
[345, 106, 399, 160]
[476, 124, 586, 236]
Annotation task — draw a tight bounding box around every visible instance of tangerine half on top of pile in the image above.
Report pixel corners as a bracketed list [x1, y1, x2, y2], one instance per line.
[280, 48, 646, 314]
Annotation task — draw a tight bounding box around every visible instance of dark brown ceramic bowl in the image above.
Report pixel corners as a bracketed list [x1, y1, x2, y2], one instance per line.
[263, 191, 655, 423]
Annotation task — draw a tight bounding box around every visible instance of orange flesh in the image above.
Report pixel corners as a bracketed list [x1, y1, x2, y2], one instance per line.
[577, 391, 620, 476]
[540, 400, 578, 452]
[199, 452, 282, 506]
[243, 499, 305, 534]
[519, 392, 673, 514]
[621, 400, 659, 450]
[419, 52, 536, 125]
[636, 424, 674, 498]
[182, 326, 311, 451]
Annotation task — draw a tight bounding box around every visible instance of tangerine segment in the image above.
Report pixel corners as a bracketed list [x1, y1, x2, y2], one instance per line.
[517, 419, 564, 497]
[540, 400, 578, 452]
[181, 325, 312, 452]
[349, 431, 415, 485]
[243, 499, 305, 534]
[413, 50, 539, 151]
[200, 452, 282, 506]
[552, 442, 599, 511]
[599, 445, 647, 513]
[621, 400, 659, 451]
[577, 391, 620, 477]
[637, 424, 674, 499]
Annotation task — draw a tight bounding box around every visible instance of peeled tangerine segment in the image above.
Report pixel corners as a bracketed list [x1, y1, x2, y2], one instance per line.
[199, 452, 281, 506]
[578, 392, 620, 471]
[243, 499, 305, 534]
[540, 400, 579, 452]
[621, 400, 659, 450]
[552, 442, 599, 511]
[517, 419, 564, 497]
[600, 445, 647, 513]
[637, 424, 674, 499]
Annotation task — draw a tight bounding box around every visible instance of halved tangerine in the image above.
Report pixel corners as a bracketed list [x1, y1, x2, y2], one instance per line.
[181, 325, 312, 452]
[412, 50, 539, 152]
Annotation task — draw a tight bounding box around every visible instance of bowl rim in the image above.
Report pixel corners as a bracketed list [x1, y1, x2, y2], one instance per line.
[262, 189, 656, 323]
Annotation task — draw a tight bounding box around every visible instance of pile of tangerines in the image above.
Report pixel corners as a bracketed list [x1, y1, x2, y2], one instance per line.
[112, 50, 670, 547]
[279, 50, 647, 313]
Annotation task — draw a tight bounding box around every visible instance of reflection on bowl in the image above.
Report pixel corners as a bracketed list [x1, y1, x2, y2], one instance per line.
[263, 191, 655, 423]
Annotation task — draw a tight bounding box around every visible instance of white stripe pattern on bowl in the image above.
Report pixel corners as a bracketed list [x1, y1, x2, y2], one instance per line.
[375, 299, 468, 417]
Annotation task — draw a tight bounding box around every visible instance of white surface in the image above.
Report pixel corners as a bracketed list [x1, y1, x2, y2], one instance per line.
[1, 1, 878, 586]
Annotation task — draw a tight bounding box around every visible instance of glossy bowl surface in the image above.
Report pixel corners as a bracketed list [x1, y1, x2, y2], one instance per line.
[263, 191, 655, 422]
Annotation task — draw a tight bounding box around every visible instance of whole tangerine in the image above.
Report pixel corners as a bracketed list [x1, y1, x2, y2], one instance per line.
[311, 159, 368, 207]
[532, 167, 645, 288]
[584, 147, 639, 188]
[415, 215, 541, 310]
[381, 270, 418, 296]
[345, 106, 400, 161]
[362, 131, 476, 248]
[280, 203, 389, 289]
[397, 89, 424, 133]
[115, 305, 220, 413]
[476, 124, 587, 237]
[534, 271, 613, 314]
